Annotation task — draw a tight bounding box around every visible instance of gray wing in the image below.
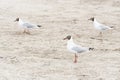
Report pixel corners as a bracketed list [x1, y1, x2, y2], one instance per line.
[99, 24, 110, 30]
[71, 46, 87, 53]
[23, 23, 35, 28]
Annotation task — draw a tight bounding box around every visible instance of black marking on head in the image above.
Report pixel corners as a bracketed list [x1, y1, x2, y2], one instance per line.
[37, 25, 42, 27]
[89, 17, 94, 21]
[66, 35, 71, 40]
[15, 18, 19, 22]
[63, 35, 71, 40]
[89, 48, 94, 51]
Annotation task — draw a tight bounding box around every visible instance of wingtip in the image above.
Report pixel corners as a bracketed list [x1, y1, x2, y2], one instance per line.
[110, 26, 114, 28]
[37, 25, 42, 27]
[89, 48, 94, 50]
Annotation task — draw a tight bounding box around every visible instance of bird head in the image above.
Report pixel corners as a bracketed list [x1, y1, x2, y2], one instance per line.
[88, 17, 94, 21]
[14, 18, 19, 22]
[63, 35, 71, 40]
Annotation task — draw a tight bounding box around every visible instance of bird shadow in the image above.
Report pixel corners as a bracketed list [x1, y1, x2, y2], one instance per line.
[11, 31, 41, 36]
[90, 37, 108, 41]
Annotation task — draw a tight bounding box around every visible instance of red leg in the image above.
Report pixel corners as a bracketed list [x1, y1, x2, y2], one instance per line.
[100, 32, 103, 42]
[98, 32, 102, 37]
[74, 54, 78, 63]
[23, 29, 26, 33]
[26, 29, 31, 34]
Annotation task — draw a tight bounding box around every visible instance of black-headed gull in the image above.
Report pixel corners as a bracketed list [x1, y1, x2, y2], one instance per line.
[63, 35, 94, 63]
[88, 17, 113, 37]
[14, 18, 42, 34]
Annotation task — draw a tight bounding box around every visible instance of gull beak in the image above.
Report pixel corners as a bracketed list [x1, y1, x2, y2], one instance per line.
[63, 37, 67, 40]
[88, 18, 91, 20]
[14, 20, 17, 22]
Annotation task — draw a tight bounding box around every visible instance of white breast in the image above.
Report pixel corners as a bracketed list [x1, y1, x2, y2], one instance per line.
[18, 19, 26, 28]
[67, 41, 76, 53]
[93, 19, 103, 30]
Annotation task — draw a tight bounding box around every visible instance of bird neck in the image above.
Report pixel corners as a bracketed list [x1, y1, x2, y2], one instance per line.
[93, 18, 99, 26]
[67, 37, 74, 45]
[93, 18, 97, 22]
[19, 19, 24, 24]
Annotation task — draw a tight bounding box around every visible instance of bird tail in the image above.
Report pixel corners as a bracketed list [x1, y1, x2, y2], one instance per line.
[37, 25, 42, 27]
[109, 26, 114, 29]
[89, 48, 94, 51]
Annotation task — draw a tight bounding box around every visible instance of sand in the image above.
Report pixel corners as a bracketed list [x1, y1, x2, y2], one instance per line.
[0, 0, 120, 80]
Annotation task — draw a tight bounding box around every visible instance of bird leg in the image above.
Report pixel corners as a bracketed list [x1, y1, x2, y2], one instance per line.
[74, 54, 78, 63]
[99, 32, 102, 37]
[110, 29, 113, 35]
[26, 29, 31, 34]
[23, 29, 26, 33]
[99, 32, 103, 42]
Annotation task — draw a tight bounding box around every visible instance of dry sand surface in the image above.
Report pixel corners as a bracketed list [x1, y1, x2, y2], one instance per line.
[0, 0, 120, 80]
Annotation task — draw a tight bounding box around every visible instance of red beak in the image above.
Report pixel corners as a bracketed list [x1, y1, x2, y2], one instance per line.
[14, 20, 17, 22]
[63, 37, 67, 40]
[88, 18, 91, 20]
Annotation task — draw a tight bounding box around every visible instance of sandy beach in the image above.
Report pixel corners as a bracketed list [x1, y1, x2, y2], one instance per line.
[0, 0, 120, 80]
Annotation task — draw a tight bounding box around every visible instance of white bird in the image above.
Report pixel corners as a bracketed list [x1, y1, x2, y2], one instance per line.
[88, 17, 113, 37]
[63, 35, 94, 63]
[14, 18, 42, 34]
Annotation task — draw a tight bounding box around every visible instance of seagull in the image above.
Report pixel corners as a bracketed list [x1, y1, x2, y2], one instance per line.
[63, 35, 94, 63]
[14, 18, 42, 34]
[88, 17, 113, 37]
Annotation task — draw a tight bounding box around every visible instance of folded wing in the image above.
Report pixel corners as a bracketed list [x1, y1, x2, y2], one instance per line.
[71, 46, 88, 53]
